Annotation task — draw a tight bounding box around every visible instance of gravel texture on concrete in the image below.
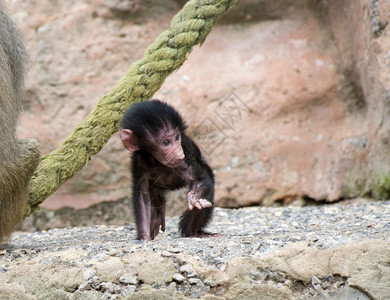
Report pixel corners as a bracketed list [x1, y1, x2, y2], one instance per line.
[1, 200, 389, 299]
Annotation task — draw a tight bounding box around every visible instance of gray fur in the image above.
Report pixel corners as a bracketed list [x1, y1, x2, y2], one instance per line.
[0, 2, 40, 242]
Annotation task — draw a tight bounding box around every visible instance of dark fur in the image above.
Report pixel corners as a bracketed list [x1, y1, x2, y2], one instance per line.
[121, 100, 214, 239]
[0, 3, 40, 242]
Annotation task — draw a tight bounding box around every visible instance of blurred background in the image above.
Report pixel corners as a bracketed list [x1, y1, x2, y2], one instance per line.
[7, 0, 390, 231]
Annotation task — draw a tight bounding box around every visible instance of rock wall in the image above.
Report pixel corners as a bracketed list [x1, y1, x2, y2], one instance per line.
[325, 0, 390, 200]
[8, 0, 390, 213]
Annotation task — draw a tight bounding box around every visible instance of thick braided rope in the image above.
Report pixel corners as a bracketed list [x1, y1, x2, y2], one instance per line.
[26, 0, 237, 215]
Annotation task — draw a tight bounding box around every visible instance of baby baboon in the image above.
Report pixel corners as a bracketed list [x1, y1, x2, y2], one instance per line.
[120, 100, 215, 240]
[0, 3, 40, 242]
